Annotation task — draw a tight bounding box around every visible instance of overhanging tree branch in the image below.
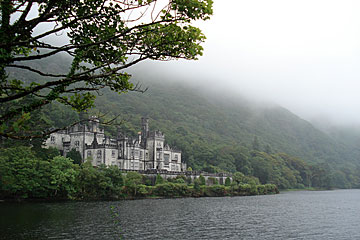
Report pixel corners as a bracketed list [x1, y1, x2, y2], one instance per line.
[7, 64, 67, 77]
[0, 0, 213, 139]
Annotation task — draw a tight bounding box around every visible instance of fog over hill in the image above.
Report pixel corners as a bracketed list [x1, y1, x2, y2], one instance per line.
[121, 0, 360, 127]
[23, 0, 360, 127]
[5, 0, 360, 191]
[8, 50, 360, 188]
[10, 51, 360, 167]
[89, 62, 360, 168]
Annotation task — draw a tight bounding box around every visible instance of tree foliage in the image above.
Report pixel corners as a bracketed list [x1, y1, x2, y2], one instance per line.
[6, 145, 360, 201]
[0, 146, 79, 199]
[0, 0, 213, 139]
[66, 148, 82, 165]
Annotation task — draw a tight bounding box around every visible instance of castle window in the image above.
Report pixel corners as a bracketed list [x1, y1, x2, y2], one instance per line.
[75, 140, 80, 146]
[140, 151, 143, 159]
[87, 151, 92, 158]
[164, 154, 170, 166]
[112, 150, 115, 158]
[174, 155, 178, 160]
[50, 136, 55, 143]
[131, 162, 139, 169]
[156, 151, 161, 160]
[97, 150, 102, 159]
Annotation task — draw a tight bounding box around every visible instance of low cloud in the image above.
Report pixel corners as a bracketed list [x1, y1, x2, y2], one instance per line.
[130, 0, 360, 126]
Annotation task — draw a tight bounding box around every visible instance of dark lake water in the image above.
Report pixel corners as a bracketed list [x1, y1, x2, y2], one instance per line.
[1, 190, 360, 239]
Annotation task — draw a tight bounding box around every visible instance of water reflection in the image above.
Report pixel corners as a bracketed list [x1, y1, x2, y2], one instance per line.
[1, 190, 360, 239]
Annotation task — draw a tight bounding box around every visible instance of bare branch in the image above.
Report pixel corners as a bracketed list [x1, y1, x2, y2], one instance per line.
[14, 1, 34, 27]
[7, 64, 67, 78]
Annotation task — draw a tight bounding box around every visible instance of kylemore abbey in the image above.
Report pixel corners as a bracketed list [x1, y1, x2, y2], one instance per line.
[46, 117, 186, 172]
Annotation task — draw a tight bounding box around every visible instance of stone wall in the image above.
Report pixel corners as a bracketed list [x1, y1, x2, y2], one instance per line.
[121, 169, 232, 185]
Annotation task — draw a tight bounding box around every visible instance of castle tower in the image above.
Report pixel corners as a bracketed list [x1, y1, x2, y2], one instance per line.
[141, 117, 149, 147]
[89, 116, 100, 132]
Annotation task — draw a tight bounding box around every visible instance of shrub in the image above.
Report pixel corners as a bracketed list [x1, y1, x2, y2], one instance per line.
[153, 183, 191, 197]
[142, 175, 152, 186]
[136, 184, 149, 197]
[175, 178, 186, 184]
[186, 176, 193, 184]
[257, 185, 265, 195]
[204, 185, 226, 197]
[225, 177, 231, 186]
[155, 174, 165, 185]
[264, 184, 279, 194]
[199, 175, 206, 186]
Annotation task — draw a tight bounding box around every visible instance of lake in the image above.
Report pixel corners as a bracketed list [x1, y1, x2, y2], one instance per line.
[1, 189, 360, 239]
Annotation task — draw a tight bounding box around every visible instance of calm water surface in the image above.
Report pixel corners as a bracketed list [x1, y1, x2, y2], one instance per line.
[1, 190, 360, 239]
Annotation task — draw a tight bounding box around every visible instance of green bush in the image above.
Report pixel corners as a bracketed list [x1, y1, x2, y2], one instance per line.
[204, 185, 226, 197]
[225, 177, 231, 186]
[153, 183, 190, 197]
[257, 185, 265, 195]
[186, 176, 193, 184]
[264, 184, 279, 194]
[199, 175, 206, 186]
[155, 174, 165, 185]
[136, 184, 149, 197]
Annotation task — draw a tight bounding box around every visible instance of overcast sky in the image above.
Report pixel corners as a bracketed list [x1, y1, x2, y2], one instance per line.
[133, 0, 360, 126]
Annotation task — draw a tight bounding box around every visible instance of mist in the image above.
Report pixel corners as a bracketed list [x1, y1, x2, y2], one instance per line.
[27, 0, 360, 126]
[128, 0, 360, 127]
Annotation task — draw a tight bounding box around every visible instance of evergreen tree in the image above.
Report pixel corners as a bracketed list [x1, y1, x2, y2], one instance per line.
[66, 149, 83, 165]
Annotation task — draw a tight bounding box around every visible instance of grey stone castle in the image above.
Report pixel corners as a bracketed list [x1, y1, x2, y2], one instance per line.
[45, 117, 185, 171]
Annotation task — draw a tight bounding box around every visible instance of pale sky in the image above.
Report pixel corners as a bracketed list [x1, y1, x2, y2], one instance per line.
[134, 0, 360, 126]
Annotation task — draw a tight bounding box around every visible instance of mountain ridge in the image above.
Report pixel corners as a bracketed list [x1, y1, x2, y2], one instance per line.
[93, 72, 359, 168]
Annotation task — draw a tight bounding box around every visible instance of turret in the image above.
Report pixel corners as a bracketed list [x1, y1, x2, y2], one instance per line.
[141, 117, 149, 147]
[89, 116, 100, 132]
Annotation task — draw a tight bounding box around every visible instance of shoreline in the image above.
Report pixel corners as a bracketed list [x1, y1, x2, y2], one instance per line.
[0, 190, 279, 203]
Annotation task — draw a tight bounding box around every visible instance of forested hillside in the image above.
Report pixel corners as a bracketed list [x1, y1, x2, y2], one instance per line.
[94, 72, 359, 167]
[87, 70, 360, 189]
[6, 56, 360, 189]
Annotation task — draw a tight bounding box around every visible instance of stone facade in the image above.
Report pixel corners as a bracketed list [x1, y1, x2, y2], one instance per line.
[45, 117, 185, 171]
